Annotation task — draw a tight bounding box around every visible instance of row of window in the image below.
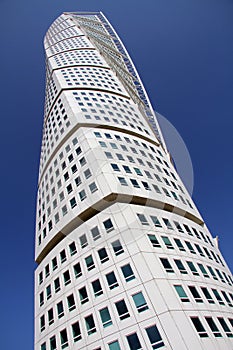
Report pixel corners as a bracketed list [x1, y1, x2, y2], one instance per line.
[174, 283, 233, 307]
[160, 257, 232, 286]
[40, 290, 148, 332]
[39, 261, 135, 308]
[147, 232, 225, 270]
[137, 212, 214, 249]
[38, 218, 116, 285]
[40, 322, 164, 350]
[191, 316, 233, 338]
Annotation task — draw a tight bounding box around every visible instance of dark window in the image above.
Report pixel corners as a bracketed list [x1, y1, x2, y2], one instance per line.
[190, 317, 208, 337]
[146, 324, 165, 348]
[98, 247, 109, 263]
[73, 262, 82, 278]
[121, 264, 135, 281]
[72, 321, 81, 342]
[92, 279, 103, 297]
[126, 333, 142, 350]
[79, 286, 89, 304]
[115, 299, 130, 320]
[106, 271, 119, 289]
[67, 294, 76, 311]
[85, 314, 96, 335]
[60, 329, 68, 349]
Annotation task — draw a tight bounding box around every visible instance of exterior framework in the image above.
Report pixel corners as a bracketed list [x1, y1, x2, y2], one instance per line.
[35, 12, 233, 350]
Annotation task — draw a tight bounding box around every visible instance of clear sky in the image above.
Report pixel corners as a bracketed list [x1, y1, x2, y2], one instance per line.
[0, 0, 232, 349]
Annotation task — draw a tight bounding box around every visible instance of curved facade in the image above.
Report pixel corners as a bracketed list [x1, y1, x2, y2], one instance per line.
[35, 12, 233, 350]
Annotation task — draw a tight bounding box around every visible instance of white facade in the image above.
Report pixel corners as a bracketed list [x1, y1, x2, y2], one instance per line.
[34, 12, 233, 350]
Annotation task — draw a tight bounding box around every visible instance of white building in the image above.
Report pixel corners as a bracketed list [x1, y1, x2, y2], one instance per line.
[35, 12, 233, 350]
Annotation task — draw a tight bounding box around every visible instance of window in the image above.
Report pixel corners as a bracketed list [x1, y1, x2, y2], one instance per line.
[79, 234, 88, 248]
[197, 263, 209, 278]
[205, 317, 222, 337]
[89, 182, 98, 193]
[111, 163, 120, 171]
[207, 266, 218, 280]
[148, 234, 160, 247]
[79, 157, 86, 166]
[41, 342, 46, 350]
[174, 221, 184, 232]
[122, 165, 131, 173]
[221, 290, 232, 306]
[85, 314, 96, 335]
[186, 261, 199, 275]
[54, 277, 60, 292]
[217, 318, 233, 337]
[126, 333, 142, 350]
[174, 238, 185, 251]
[106, 271, 119, 289]
[98, 247, 109, 263]
[63, 270, 71, 285]
[137, 213, 149, 226]
[46, 285, 51, 300]
[132, 292, 149, 312]
[195, 244, 204, 257]
[60, 249, 66, 263]
[134, 168, 143, 176]
[121, 264, 135, 281]
[69, 242, 77, 256]
[67, 294, 76, 311]
[72, 321, 81, 342]
[190, 317, 208, 337]
[57, 301, 64, 318]
[79, 286, 89, 304]
[112, 239, 124, 255]
[212, 289, 224, 305]
[185, 241, 196, 254]
[39, 271, 43, 285]
[66, 184, 73, 194]
[108, 341, 121, 350]
[201, 287, 215, 304]
[118, 177, 128, 186]
[92, 279, 103, 297]
[48, 308, 54, 325]
[142, 181, 150, 190]
[188, 286, 203, 303]
[103, 218, 114, 232]
[145, 324, 165, 349]
[39, 292, 44, 306]
[73, 262, 82, 278]
[79, 190, 86, 201]
[160, 258, 174, 273]
[60, 329, 68, 349]
[163, 218, 173, 230]
[45, 264, 50, 277]
[84, 169, 91, 179]
[174, 285, 189, 302]
[91, 226, 101, 241]
[130, 179, 140, 188]
[115, 299, 130, 320]
[40, 315, 45, 331]
[162, 236, 174, 249]
[150, 216, 162, 227]
[75, 176, 81, 187]
[85, 255, 95, 271]
[99, 307, 112, 328]
[50, 336, 57, 350]
[174, 259, 187, 274]
[52, 257, 58, 270]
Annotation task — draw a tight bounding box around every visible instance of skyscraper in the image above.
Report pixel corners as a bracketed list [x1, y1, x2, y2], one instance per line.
[35, 12, 233, 350]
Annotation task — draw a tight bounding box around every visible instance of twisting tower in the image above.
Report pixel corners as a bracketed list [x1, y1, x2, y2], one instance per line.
[35, 12, 233, 350]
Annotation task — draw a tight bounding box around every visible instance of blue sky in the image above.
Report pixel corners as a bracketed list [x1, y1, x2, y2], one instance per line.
[0, 0, 232, 349]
